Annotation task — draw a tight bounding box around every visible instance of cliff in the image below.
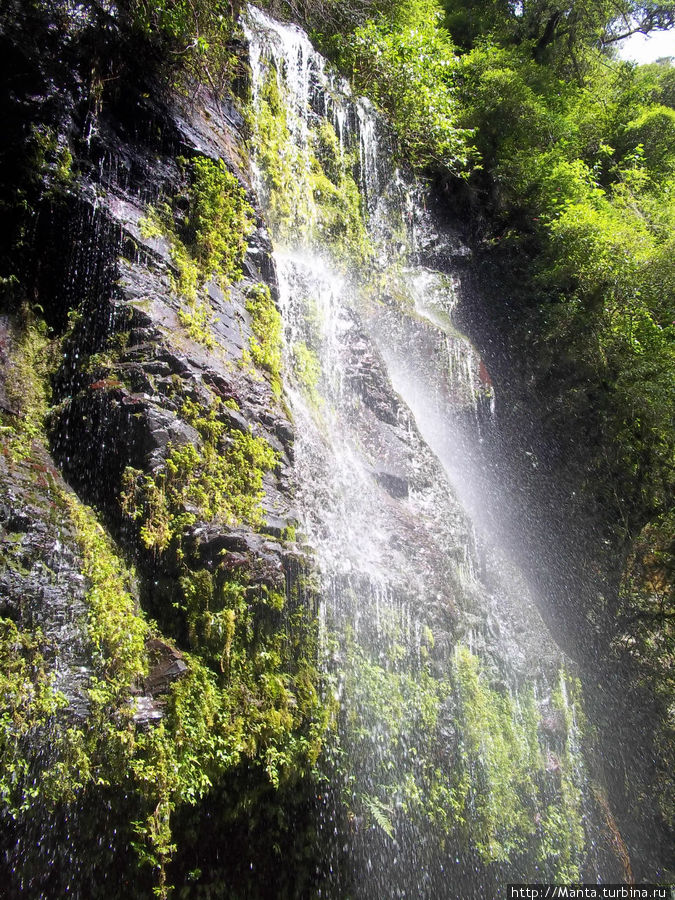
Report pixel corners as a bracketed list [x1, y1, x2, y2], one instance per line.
[0, 0, 672, 896]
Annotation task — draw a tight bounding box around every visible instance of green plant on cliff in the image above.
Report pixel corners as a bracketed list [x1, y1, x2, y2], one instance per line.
[250, 66, 371, 262]
[291, 340, 322, 407]
[453, 647, 585, 878]
[121, 397, 278, 554]
[327, 0, 472, 173]
[307, 119, 372, 262]
[250, 66, 312, 234]
[140, 156, 255, 348]
[245, 282, 283, 396]
[308, 0, 675, 855]
[330, 604, 586, 877]
[1, 313, 328, 897]
[0, 620, 66, 813]
[122, 0, 242, 96]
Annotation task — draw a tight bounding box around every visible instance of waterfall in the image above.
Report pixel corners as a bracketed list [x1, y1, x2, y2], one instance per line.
[244, 7, 596, 895]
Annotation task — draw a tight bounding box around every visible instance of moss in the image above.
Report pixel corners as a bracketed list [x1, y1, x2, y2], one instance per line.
[121, 393, 278, 556]
[1, 312, 329, 897]
[328, 604, 586, 879]
[252, 67, 312, 235]
[177, 296, 216, 349]
[250, 69, 371, 264]
[245, 283, 283, 396]
[140, 157, 255, 348]
[0, 620, 67, 814]
[29, 125, 75, 196]
[185, 157, 253, 284]
[0, 312, 54, 452]
[291, 340, 322, 407]
[453, 647, 585, 877]
[307, 121, 371, 264]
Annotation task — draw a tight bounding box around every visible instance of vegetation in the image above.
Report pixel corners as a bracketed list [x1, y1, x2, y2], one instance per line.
[121, 395, 278, 552]
[0, 308, 328, 897]
[254, 0, 675, 872]
[310, 0, 675, 540]
[2, 0, 674, 890]
[245, 283, 283, 396]
[300, 0, 675, 873]
[141, 156, 255, 347]
[249, 66, 371, 260]
[324, 0, 472, 172]
[291, 340, 322, 406]
[121, 0, 244, 94]
[328, 599, 586, 883]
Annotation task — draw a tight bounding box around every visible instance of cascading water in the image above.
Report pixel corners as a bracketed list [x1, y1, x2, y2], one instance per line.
[243, 7, 610, 895]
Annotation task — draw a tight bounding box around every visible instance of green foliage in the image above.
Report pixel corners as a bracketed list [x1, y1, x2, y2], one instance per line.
[329, 598, 586, 877]
[251, 68, 309, 233]
[616, 507, 675, 830]
[245, 283, 283, 396]
[332, 0, 472, 172]
[434, 0, 675, 68]
[0, 312, 53, 451]
[67, 496, 149, 686]
[307, 120, 372, 260]
[140, 156, 254, 346]
[453, 648, 584, 878]
[0, 312, 328, 896]
[0, 620, 66, 814]
[291, 340, 322, 406]
[426, 33, 675, 559]
[621, 104, 675, 175]
[249, 67, 371, 260]
[122, 0, 241, 94]
[186, 156, 255, 284]
[122, 399, 278, 553]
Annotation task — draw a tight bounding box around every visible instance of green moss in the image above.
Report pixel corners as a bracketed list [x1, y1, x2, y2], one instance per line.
[186, 156, 253, 284]
[454, 646, 539, 861]
[250, 71, 371, 264]
[67, 496, 148, 685]
[307, 121, 371, 264]
[0, 313, 53, 452]
[291, 340, 322, 407]
[121, 395, 278, 554]
[177, 297, 216, 349]
[453, 647, 585, 877]
[140, 157, 255, 348]
[0, 312, 328, 896]
[29, 125, 75, 196]
[328, 605, 586, 878]
[0, 620, 67, 814]
[245, 283, 283, 396]
[252, 68, 312, 234]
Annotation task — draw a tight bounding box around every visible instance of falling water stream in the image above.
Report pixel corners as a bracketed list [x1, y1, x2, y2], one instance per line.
[243, 7, 606, 896]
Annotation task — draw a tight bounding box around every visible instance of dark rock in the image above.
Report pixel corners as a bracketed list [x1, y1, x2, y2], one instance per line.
[0, 437, 91, 716]
[144, 638, 188, 696]
[132, 695, 165, 726]
[343, 317, 400, 425]
[373, 466, 409, 499]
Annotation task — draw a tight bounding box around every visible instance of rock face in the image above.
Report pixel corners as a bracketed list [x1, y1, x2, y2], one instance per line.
[0, 2, 327, 897]
[0, 413, 91, 718]
[0, 0, 670, 895]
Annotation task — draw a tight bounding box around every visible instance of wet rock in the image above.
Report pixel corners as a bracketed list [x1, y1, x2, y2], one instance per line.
[373, 466, 409, 499]
[144, 638, 188, 696]
[343, 322, 400, 425]
[0, 438, 91, 716]
[132, 695, 164, 727]
[539, 707, 568, 740]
